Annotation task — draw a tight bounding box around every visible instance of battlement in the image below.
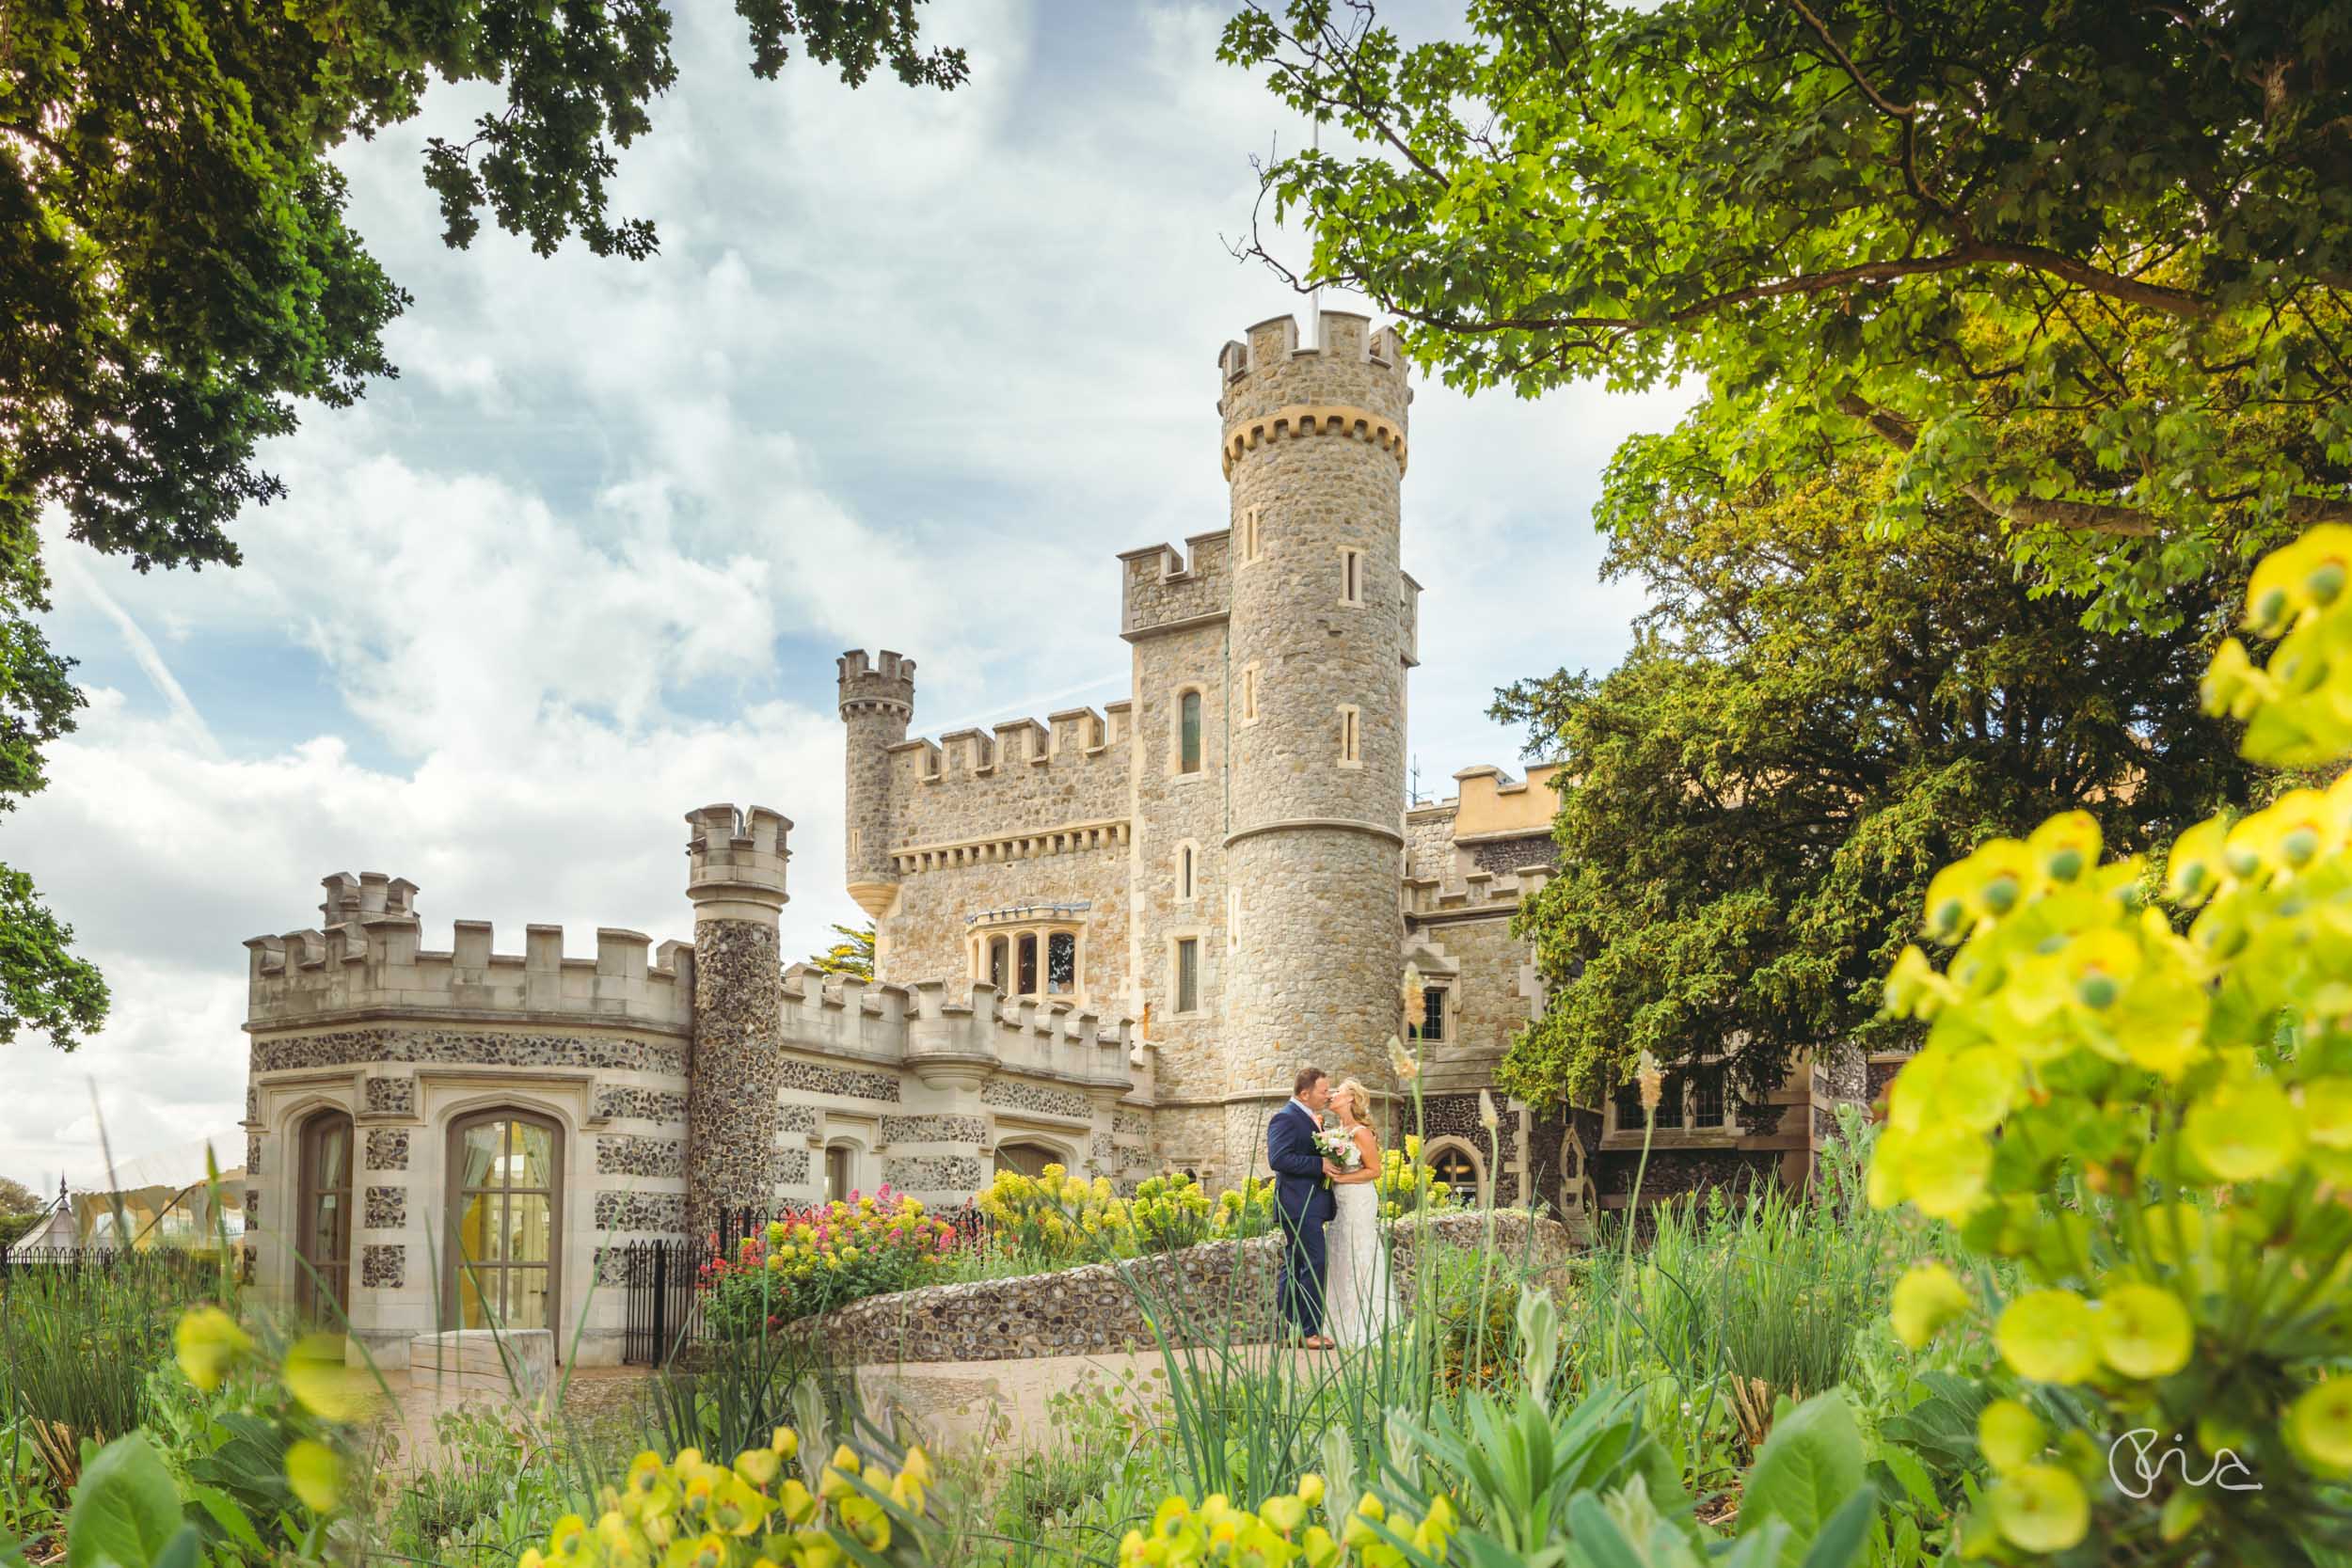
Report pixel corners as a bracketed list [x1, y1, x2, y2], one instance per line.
[686, 803, 791, 922]
[1120, 530, 1232, 641]
[1216, 312, 1411, 467]
[838, 649, 916, 717]
[775, 968, 1140, 1094]
[246, 877, 692, 1035]
[1403, 860, 1554, 919]
[882, 702, 1130, 863]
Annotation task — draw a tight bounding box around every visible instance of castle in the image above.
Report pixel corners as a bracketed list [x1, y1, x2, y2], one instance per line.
[239, 313, 1863, 1367]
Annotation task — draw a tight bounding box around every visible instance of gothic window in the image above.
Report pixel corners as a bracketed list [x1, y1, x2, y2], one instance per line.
[445, 1111, 561, 1334]
[1175, 937, 1200, 1014]
[1018, 933, 1040, 995]
[1178, 843, 1197, 901]
[995, 1142, 1059, 1178]
[988, 935, 1009, 990]
[1410, 985, 1447, 1043]
[1426, 1139, 1484, 1204]
[1047, 931, 1076, 994]
[1179, 689, 1203, 774]
[1339, 547, 1364, 607]
[825, 1145, 855, 1202]
[295, 1110, 353, 1323]
[1338, 705, 1360, 766]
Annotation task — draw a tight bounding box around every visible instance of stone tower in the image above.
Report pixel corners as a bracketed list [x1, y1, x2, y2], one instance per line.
[683, 802, 791, 1227]
[837, 650, 914, 951]
[1217, 311, 1413, 1167]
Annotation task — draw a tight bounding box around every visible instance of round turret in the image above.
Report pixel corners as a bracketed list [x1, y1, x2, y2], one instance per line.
[1218, 311, 1413, 1166]
[837, 650, 914, 923]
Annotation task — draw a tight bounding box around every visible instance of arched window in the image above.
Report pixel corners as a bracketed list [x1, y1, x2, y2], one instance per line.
[1178, 689, 1203, 774]
[1017, 933, 1040, 994]
[445, 1110, 562, 1333]
[825, 1144, 857, 1202]
[995, 1142, 1062, 1179]
[1046, 931, 1076, 993]
[1177, 843, 1197, 901]
[295, 1109, 354, 1322]
[1423, 1137, 1486, 1207]
[988, 935, 1009, 990]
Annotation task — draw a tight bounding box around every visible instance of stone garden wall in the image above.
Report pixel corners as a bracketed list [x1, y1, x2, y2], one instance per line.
[812, 1210, 1576, 1364]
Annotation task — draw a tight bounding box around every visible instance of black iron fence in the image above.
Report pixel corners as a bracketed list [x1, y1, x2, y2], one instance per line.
[616, 1202, 991, 1366]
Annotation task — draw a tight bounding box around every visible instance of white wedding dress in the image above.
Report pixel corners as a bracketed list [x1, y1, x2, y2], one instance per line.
[1324, 1150, 1398, 1346]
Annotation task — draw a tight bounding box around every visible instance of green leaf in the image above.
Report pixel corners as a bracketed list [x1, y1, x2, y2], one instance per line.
[66, 1433, 183, 1568]
[1739, 1392, 1866, 1566]
[1797, 1489, 1879, 1568]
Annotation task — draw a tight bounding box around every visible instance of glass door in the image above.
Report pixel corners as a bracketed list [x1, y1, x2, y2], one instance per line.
[446, 1114, 561, 1332]
[296, 1112, 353, 1322]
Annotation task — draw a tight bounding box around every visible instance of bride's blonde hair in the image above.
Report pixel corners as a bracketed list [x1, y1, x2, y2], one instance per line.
[1331, 1078, 1372, 1124]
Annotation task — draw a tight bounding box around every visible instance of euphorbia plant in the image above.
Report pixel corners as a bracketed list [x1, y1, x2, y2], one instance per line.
[1877, 527, 2352, 1563]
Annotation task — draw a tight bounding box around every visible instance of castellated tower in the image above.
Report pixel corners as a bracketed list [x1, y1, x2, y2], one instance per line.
[1218, 311, 1412, 1167]
[837, 651, 914, 945]
[684, 802, 791, 1227]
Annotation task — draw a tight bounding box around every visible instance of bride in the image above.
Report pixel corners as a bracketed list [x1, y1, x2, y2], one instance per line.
[1319, 1078, 1398, 1346]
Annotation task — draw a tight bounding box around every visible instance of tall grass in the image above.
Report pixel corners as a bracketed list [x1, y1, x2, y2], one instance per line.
[0, 1249, 219, 1507]
[1569, 1109, 1922, 1408]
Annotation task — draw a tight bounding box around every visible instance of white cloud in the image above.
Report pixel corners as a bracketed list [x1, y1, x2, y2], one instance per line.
[1, 0, 1688, 1186]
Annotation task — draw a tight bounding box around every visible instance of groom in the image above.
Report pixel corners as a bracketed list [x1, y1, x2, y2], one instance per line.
[1266, 1065, 1337, 1350]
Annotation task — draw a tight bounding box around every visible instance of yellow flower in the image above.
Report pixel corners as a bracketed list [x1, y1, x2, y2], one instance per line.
[2185, 1076, 2304, 1181]
[777, 1479, 817, 1525]
[734, 1447, 781, 1488]
[285, 1438, 344, 1513]
[1260, 1494, 1306, 1534]
[1890, 1263, 1972, 1349]
[172, 1306, 251, 1392]
[1990, 1465, 2090, 1553]
[2165, 814, 2233, 906]
[1978, 1400, 2042, 1473]
[2027, 811, 2102, 884]
[2290, 1379, 2352, 1475]
[818, 1445, 860, 1500]
[2096, 1283, 2194, 1380]
[1996, 1290, 2102, 1385]
[771, 1426, 800, 1461]
[284, 1331, 360, 1421]
[1295, 1473, 1326, 1508]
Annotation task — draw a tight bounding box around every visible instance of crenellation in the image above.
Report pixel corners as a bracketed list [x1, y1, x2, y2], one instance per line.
[1120, 531, 1231, 641]
[245, 888, 691, 1034]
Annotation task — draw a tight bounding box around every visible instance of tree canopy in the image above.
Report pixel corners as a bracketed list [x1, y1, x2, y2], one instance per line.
[0, 0, 961, 1048]
[805, 923, 877, 983]
[1490, 463, 2258, 1111]
[1222, 0, 2352, 623]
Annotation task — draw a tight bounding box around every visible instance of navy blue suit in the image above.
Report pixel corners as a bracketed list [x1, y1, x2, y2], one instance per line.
[1267, 1101, 1335, 1338]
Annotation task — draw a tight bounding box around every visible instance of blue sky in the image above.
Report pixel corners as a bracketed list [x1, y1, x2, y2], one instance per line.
[7, 0, 1689, 1190]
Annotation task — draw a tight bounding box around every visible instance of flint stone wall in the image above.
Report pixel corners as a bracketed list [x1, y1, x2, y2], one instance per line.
[812, 1210, 1574, 1364]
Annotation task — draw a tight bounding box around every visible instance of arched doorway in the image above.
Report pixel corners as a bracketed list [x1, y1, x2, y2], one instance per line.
[1423, 1137, 1486, 1206]
[444, 1111, 563, 1333]
[295, 1109, 354, 1322]
[993, 1141, 1063, 1179]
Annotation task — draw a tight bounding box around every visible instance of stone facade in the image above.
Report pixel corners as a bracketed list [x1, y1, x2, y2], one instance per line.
[240, 312, 1847, 1371]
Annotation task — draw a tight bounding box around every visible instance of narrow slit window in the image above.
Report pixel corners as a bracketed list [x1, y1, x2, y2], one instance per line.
[1018, 933, 1039, 995]
[1241, 508, 1262, 562]
[1179, 689, 1203, 773]
[1047, 931, 1076, 994]
[1339, 705, 1360, 765]
[1179, 844, 1196, 900]
[1227, 889, 1241, 951]
[1176, 938, 1200, 1014]
[1340, 547, 1364, 607]
[1240, 665, 1258, 724]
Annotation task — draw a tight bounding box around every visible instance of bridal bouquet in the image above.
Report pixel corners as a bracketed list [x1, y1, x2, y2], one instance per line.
[1312, 1126, 1361, 1171]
